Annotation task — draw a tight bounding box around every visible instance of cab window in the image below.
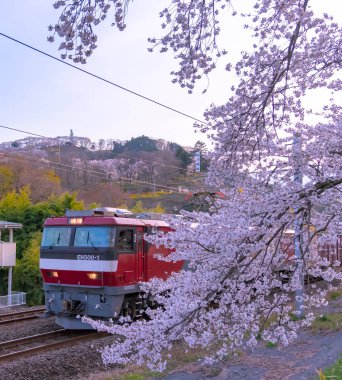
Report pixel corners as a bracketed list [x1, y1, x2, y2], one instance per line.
[74, 226, 116, 247]
[41, 227, 72, 247]
[118, 229, 134, 251]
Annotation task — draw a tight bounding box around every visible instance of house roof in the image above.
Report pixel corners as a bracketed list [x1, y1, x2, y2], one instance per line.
[0, 221, 23, 229]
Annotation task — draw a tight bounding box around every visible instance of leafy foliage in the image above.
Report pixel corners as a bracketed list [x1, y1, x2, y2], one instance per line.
[0, 165, 14, 197]
[0, 187, 31, 223]
[0, 190, 84, 300]
[131, 200, 166, 214]
[131, 200, 144, 213]
[13, 232, 44, 306]
[169, 142, 193, 169]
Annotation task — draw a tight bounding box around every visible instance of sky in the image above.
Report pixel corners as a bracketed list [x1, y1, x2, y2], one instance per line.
[0, 1, 341, 148]
[0, 1, 234, 148]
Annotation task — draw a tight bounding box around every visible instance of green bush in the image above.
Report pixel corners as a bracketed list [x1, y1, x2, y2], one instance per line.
[13, 231, 44, 306]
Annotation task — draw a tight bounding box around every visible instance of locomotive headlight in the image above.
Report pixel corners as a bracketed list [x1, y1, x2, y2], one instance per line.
[69, 217, 83, 224]
[47, 271, 59, 278]
[87, 272, 102, 280]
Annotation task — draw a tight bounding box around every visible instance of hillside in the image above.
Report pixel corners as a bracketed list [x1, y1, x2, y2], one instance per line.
[0, 134, 211, 213]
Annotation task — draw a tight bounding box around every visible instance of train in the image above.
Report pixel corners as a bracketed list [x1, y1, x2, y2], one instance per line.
[39, 207, 342, 330]
[39, 207, 183, 329]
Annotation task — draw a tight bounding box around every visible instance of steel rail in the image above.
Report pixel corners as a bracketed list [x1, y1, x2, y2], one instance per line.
[0, 307, 46, 325]
[0, 329, 107, 363]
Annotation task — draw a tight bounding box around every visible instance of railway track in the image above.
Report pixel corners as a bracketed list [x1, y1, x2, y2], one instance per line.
[0, 329, 107, 363]
[0, 307, 46, 325]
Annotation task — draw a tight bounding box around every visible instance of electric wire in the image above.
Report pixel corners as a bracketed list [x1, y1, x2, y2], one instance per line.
[0, 125, 48, 139]
[113, 152, 187, 171]
[0, 150, 192, 206]
[0, 32, 208, 126]
[0, 149, 195, 194]
[0, 124, 208, 202]
[0, 125, 191, 172]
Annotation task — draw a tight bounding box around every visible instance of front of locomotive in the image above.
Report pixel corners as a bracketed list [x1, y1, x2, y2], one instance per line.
[39, 209, 136, 329]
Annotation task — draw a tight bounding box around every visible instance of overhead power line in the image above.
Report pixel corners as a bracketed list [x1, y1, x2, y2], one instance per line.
[0, 149, 190, 194]
[0, 125, 48, 139]
[0, 149, 193, 206]
[0, 124, 192, 172]
[0, 32, 208, 126]
[114, 152, 187, 171]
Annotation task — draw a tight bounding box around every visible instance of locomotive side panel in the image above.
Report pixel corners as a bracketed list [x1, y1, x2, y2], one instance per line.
[145, 226, 184, 281]
[114, 226, 144, 285]
[317, 235, 342, 266]
[277, 232, 342, 271]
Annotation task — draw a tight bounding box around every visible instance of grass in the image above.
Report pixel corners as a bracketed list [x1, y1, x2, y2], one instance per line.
[290, 313, 304, 322]
[115, 372, 157, 380]
[265, 341, 278, 348]
[327, 289, 342, 301]
[85, 367, 159, 380]
[130, 191, 172, 199]
[84, 341, 225, 380]
[310, 312, 342, 333]
[315, 354, 342, 379]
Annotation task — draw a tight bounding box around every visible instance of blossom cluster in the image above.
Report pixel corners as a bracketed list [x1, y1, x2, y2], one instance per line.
[52, 0, 342, 372]
[48, 0, 130, 63]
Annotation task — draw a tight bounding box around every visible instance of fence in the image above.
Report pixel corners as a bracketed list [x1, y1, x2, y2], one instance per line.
[0, 292, 26, 308]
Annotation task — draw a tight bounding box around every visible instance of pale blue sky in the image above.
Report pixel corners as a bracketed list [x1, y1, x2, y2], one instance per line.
[0, 1, 232, 147]
[0, 1, 340, 148]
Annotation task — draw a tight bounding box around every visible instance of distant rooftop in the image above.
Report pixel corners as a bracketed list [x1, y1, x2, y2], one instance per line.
[0, 221, 22, 229]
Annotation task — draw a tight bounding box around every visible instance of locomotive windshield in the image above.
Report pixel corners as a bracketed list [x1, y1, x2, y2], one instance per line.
[41, 226, 116, 248]
[41, 227, 72, 247]
[74, 226, 116, 247]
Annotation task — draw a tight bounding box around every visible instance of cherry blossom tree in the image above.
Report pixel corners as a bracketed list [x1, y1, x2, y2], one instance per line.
[51, 0, 341, 371]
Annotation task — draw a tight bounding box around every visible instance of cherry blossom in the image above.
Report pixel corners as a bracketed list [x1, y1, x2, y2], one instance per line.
[49, 0, 130, 63]
[51, 0, 342, 371]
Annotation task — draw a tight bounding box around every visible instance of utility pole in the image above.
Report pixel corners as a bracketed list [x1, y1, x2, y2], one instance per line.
[7, 228, 13, 306]
[195, 151, 201, 172]
[0, 221, 22, 306]
[293, 132, 304, 317]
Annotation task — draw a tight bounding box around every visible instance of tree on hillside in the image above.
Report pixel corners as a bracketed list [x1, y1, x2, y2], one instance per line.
[13, 231, 44, 306]
[136, 150, 182, 184]
[78, 182, 130, 207]
[169, 142, 193, 170]
[131, 200, 166, 214]
[115, 156, 140, 184]
[5, 160, 62, 202]
[112, 141, 124, 155]
[52, 0, 341, 371]
[121, 136, 158, 153]
[0, 190, 83, 258]
[0, 187, 31, 223]
[0, 166, 14, 197]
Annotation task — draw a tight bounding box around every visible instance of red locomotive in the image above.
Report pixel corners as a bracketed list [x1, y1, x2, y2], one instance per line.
[39, 207, 183, 329]
[40, 208, 342, 329]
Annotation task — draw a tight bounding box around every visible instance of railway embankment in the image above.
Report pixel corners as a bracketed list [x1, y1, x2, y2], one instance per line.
[0, 286, 341, 380]
[84, 284, 342, 380]
[0, 307, 116, 380]
[157, 287, 342, 380]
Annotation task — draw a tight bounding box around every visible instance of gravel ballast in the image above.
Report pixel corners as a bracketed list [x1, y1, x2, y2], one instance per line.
[0, 311, 116, 380]
[1, 288, 342, 380]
